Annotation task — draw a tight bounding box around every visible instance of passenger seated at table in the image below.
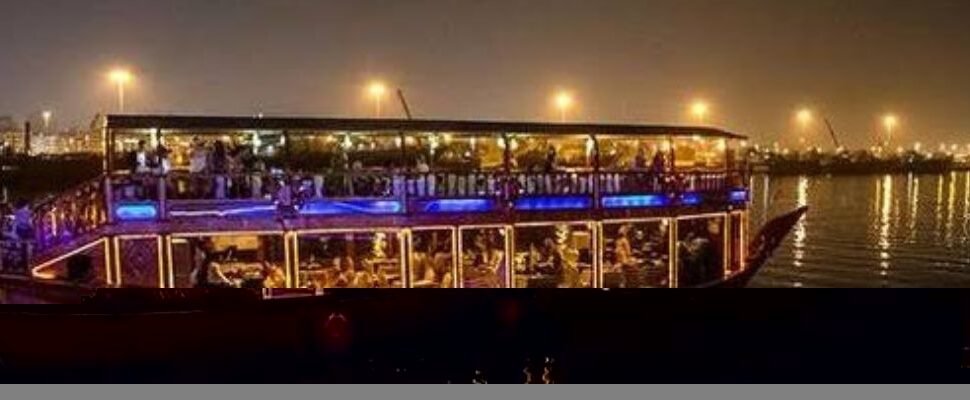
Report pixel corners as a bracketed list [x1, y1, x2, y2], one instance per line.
[372, 264, 390, 288]
[353, 264, 375, 288]
[534, 238, 563, 276]
[190, 240, 232, 288]
[261, 262, 287, 288]
[464, 233, 503, 288]
[614, 224, 650, 287]
[613, 225, 640, 271]
[334, 256, 355, 288]
[678, 223, 722, 286]
[413, 239, 453, 288]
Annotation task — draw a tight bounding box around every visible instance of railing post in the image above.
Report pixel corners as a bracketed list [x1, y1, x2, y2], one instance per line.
[103, 174, 114, 225]
[592, 134, 601, 210]
[158, 174, 168, 220]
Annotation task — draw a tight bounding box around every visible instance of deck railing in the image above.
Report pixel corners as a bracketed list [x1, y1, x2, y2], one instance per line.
[406, 171, 505, 199]
[14, 168, 747, 238]
[30, 176, 108, 253]
[511, 171, 596, 196]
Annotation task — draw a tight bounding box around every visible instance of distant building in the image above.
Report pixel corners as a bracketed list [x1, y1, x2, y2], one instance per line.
[0, 116, 24, 155]
[0, 115, 104, 156]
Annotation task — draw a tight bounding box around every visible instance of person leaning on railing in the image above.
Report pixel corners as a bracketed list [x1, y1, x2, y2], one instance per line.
[0, 200, 34, 274]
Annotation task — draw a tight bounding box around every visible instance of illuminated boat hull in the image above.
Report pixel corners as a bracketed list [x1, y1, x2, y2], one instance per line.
[0, 207, 806, 305]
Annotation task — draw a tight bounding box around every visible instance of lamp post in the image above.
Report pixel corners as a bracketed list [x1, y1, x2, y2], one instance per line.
[690, 100, 709, 125]
[796, 108, 812, 148]
[883, 114, 898, 148]
[367, 81, 387, 118]
[109, 68, 133, 113]
[554, 91, 574, 123]
[41, 110, 52, 133]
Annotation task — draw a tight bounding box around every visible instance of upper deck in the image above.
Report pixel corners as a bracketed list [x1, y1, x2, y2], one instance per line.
[29, 115, 749, 251]
[3, 115, 758, 290]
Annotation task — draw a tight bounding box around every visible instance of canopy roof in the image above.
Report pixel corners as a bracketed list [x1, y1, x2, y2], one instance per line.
[106, 114, 746, 140]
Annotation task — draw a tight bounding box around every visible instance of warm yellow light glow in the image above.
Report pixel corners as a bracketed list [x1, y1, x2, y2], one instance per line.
[109, 68, 132, 85]
[796, 109, 812, 127]
[108, 68, 134, 113]
[554, 92, 573, 109]
[880, 114, 899, 147]
[690, 100, 709, 122]
[553, 91, 574, 122]
[368, 81, 387, 98]
[883, 114, 898, 131]
[41, 110, 53, 130]
[367, 81, 388, 117]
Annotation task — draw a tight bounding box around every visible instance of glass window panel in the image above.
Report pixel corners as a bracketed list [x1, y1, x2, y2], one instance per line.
[287, 131, 342, 171]
[297, 230, 404, 289]
[676, 216, 726, 287]
[597, 137, 671, 172]
[410, 229, 456, 288]
[673, 136, 726, 171]
[459, 227, 509, 288]
[344, 132, 406, 170]
[602, 220, 672, 288]
[406, 133, 505, 172]
[512, 223, 594, 288]
[510, 134, 593, 172]
[170, 234, 287, 289]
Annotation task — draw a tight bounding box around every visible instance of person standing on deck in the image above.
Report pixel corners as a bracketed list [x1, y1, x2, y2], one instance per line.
[650, 147, 668, 192]
[154, 142, 171, 175]
[634, 147, 648, 170]
[210, 140, 229, 199]
[132, 140, 150, 174]
[544, 145, 558, 173]
[4, 200, 34, 273]
[12, 200, 33, 241]
[188, 138, 210, 197]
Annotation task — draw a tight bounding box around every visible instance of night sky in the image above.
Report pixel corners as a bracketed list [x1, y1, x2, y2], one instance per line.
[1, 0, 969, 147]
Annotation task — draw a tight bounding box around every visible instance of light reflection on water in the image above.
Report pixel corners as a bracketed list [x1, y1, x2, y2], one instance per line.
[751, 173, 970, 288]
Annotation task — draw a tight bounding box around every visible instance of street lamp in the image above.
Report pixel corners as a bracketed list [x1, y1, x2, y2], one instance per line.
[795, 108, 812, 148]
[108, 68, 133, 113]
[553, 91, 574, 123]
[690, 100, 709, 124]
[883, 114, 898, 147]
[41, 110, 52, 132]
[367, 81, 387, 118]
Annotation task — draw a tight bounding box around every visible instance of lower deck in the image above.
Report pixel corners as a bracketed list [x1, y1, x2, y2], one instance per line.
[26, 208, 749, 290]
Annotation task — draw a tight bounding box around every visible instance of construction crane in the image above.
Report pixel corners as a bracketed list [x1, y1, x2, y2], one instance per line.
[823, 118, 842, 150]
[396, 89, 413, 120]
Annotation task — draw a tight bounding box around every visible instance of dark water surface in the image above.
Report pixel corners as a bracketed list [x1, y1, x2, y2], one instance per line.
[750, 173, 970, 288]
